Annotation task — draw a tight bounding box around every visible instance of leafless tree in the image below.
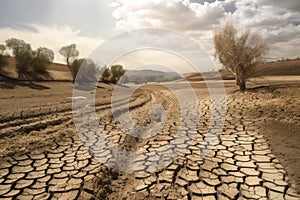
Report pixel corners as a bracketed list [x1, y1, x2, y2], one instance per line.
[214, 22, 268, 91]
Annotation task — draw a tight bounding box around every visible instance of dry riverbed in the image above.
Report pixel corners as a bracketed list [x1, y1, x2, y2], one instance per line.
[0, 79, 299, 199]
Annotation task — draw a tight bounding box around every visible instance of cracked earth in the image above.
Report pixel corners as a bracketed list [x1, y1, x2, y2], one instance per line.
[0, 81, 299, 199]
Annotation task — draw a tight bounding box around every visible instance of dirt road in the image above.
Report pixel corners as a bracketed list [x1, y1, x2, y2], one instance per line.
[0, 81, 299, 199]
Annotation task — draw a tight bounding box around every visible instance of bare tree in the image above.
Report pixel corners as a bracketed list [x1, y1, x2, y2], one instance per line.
[214, 22, 268, 91]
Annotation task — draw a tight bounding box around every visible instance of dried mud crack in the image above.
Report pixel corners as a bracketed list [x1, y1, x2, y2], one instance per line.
[0, 85, 299, 200]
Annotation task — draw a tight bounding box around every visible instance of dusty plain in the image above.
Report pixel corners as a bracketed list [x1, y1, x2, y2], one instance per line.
[0, 59, 300, 199]
[0, 71, 299, 199]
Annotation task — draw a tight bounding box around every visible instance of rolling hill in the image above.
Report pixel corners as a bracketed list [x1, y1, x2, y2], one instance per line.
[185, 59, 300, 82]
[1, 56, 299, 82]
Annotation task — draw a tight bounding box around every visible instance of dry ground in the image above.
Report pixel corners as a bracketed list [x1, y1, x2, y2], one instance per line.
[0, 76, 299, 199]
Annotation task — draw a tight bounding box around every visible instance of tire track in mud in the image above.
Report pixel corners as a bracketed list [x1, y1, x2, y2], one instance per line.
[0, 92, 147, 138]
[0, 89, 154, 199]
[0, 86, 299, 200]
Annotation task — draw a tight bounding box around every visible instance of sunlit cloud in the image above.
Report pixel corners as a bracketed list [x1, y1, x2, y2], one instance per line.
[111, 0, 300, 60]
[0, 0, 299, 71]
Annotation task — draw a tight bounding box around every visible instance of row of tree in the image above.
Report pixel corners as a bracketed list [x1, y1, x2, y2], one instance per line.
[101, 65, 126, 83]
[58, 44, 125, 83]
[0, 38, 54, 79]
[0, 22, 268, 91]
[0, 39, 126, 83]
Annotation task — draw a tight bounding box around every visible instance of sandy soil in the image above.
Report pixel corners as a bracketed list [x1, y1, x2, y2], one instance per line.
[239, 86, 300, 189]
[0, 77, 299, 199]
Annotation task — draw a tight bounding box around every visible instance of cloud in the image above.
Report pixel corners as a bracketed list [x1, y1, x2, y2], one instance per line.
[0, 24, 104, 63]
[231, 1, 300, 28]
[255, 0, 300, 12]
[111, 49, 217, 73]
[229, 0, 300, 58]
[110, 0, 234, 69]
[112, 0, 231, 31]
[111, 0, 300, 60]
[1, 0, 299, 71]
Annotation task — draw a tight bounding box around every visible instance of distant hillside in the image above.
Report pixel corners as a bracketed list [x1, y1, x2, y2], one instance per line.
[0, 57, 182, 83]
[185, 59, 300, 82]
[1, 56, 299, 82]
[123, 69, 181, 83]
[257, 59, 300, 76]
[185, 70, 235, 82]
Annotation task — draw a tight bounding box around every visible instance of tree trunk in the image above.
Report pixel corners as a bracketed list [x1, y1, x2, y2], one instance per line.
[17, 64, 22, 80]
[18, 68, 21, 80]
[66, 57, 70, 67]
[235, 66, 246, 92]
[239, 79, 246, 92]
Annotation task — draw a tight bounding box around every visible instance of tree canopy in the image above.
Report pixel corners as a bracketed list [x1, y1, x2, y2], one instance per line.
[101, 66, 111, 82]
[6, 38, 33, 76]
[59, 44, 79, 66]
[110, 64, 125, 83]
[32, 47, 54, 72]
[6, 38, 55, 77]
[71, 58, 98, 82]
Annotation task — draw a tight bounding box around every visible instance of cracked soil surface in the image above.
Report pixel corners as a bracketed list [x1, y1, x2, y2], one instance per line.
[0, 80, 299, 200]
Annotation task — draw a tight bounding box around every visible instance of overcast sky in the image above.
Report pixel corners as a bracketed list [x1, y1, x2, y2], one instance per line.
[0, 0, 299, 72]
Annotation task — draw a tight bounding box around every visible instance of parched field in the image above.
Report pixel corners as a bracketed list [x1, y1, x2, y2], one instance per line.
[0, 77, 299, 199]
